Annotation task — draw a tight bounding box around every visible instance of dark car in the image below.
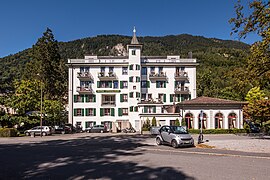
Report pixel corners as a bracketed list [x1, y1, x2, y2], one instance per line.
[54, 126, 72, 134]
[89, 125, 107, 133]
[245, 120, 260, 133]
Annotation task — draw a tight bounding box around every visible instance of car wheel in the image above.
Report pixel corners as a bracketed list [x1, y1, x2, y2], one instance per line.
[25, 132, 30, 136]
[42, 132, 47, 136]
[61, 131, 65, 134]
[171, 140, 178, 148]
[156, 137, 162, 145]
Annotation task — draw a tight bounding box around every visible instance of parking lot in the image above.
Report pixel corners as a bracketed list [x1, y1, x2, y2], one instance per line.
[0, 133, 270, 179]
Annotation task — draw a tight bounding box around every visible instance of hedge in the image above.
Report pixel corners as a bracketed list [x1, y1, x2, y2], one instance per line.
[188, 128, 247, 134]
[0, 128, 18, 137]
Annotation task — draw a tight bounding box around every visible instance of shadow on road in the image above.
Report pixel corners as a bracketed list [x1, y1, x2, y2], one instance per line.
[0, 135, 194, 179]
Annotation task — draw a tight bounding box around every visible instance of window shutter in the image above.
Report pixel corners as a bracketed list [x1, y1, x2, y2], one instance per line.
[130, 106, 133, 112]
[120, 81, 123, 89]
[118, 108, 122, 116]
[111, 108, 115, 116]
[94, 108, 96, 116]
[94, 121, 96, 125]
[74, 95, 78, 102]
[81, 109, 84, 116]
[144, 107, 147, 113]
[85, 108, 89, 116]
[97, 81, 100, 88]
[129, 64, 133, 70]
[147, 81, 150, 88]
[109, 81, 112, 88]
[81, 95, 84, 102]
[100, 108, 104, 116]
[129, 77, 133, 82]
[163, 94, 166, 102]
[164, 82, 166, 88]
[181, 95, 184, 102]
[74, 109, 77, 116]
[120, 94, 123, 102]
[93, 95, 96, 102]
[153, 106, 156, 113]
[85, 95, 89, 102]
[156, 82, 158, 88]
[170, 94, 173, 102]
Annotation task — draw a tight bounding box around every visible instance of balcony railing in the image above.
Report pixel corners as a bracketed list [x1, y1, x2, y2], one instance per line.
[174, 86, 190, 94]
[77, 72, 93, 80]
[174, 72, 189, 81]
[76, 86, 94, 94]
[149, 72, 167, 80]
[98, 72, 117, 80]
[101, 101, 116, 106]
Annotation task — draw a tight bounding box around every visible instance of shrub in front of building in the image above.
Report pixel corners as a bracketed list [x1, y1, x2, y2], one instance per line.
[0, 128, 18, 137]
[188, 128, 247, 134]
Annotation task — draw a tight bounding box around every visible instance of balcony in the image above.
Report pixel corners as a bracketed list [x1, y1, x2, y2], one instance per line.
[174, 72, 189, 82]
[149, 72, 167, 80]
[174, 86, 190, 94]
[101, 101, 116, 106]
[77, 72, 93, 80]
[98, 72, 117, 80]
[76, 86, 94, 94]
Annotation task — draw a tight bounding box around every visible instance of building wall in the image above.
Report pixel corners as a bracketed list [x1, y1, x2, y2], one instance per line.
[182, 109, 244, 129]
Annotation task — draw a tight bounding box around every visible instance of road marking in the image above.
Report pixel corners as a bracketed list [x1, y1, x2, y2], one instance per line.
[138, 147, 270, 160]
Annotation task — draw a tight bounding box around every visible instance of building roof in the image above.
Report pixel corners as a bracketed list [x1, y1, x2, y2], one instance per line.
[131, 27, 139, 44]
[179, 96, 247, 105]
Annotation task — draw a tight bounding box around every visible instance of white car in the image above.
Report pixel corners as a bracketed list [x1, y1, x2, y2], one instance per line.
[25, 126, 52, 136]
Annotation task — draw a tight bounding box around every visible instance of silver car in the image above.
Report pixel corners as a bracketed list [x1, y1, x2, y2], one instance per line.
[156, 125, 194, 148]
[25, 126, 52, 136]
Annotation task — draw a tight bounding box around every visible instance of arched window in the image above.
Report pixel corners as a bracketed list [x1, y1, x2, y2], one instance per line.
[198, 113, 207, 129]
[185, 113, 194, 129]
[228, 113, 237, 129]
[215, 113, 223, 129]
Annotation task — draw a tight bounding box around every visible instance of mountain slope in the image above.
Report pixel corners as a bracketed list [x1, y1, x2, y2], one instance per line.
[0, 34, 250, 99]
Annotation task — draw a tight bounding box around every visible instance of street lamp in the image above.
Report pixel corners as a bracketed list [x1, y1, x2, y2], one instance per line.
[198, 110, 203, 144]
[37, 73, 43, 137]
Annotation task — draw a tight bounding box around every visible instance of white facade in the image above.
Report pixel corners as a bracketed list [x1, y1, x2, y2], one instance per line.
[67, 29, 198, 131]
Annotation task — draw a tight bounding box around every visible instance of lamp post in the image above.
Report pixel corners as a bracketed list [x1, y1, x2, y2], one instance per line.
[198, 110, 203, 144]
[40, 80, 43, 137]
[37, 73, 43, 137]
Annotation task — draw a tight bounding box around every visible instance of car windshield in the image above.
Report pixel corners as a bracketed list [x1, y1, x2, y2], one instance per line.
[171, 126, 188, 134]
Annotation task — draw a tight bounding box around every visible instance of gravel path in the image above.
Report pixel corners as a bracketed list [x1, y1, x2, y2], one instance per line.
[201, 134, 270, 153]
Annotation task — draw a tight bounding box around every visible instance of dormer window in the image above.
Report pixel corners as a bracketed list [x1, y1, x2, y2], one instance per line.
[132, 50, 136, 55]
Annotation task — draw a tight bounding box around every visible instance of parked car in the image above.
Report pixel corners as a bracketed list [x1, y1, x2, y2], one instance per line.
[54, 126, 72, 134]
[156, 125, 194, 148]
[150, 126, 161, 135]
[88, 125, 107, 133]
[25, 126, 52, 136]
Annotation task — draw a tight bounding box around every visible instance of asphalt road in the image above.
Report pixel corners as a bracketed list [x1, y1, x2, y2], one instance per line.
[0, 134, 269, 180]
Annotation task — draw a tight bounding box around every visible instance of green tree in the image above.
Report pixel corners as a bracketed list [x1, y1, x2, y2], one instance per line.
[151, 117, 157, 126]
[243, 99, 270, 127]
[23, 28, 67, 100]
[230, 0, 270, 92]
[175, 118, 180, 126]
[43, 99, 67, 125]
[6, 80, 41, 115]
[245, 87, 265, 103]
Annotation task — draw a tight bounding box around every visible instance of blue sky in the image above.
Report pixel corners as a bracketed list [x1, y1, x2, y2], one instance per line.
[0, 0, 259, 58]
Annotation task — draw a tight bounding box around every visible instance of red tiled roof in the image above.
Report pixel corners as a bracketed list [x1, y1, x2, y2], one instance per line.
[179, 96, 247, 105]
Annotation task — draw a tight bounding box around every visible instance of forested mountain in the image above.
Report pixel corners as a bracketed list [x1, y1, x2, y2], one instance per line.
[0, 34, 250, 100]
